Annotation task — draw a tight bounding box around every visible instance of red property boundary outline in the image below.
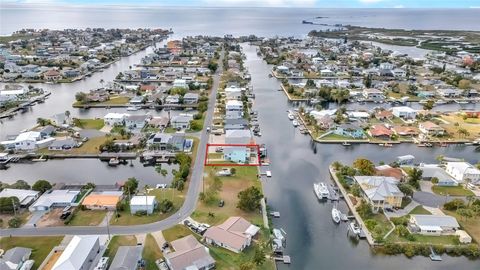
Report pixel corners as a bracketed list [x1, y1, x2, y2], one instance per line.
[204, 143, 261, 166]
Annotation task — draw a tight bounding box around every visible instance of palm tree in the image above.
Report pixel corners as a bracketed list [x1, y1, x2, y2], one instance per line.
[144, 184, 150, 216]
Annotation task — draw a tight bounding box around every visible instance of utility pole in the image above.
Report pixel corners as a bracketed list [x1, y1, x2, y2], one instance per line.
[11, 198, 17, 216]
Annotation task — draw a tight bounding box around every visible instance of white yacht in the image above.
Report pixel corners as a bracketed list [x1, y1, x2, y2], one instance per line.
[331, 207, 341, 224]
[287, 113, 295, 120]
[313, 182, 329, 200]
[349, 222, 361, 235]
[126, 105, 140, 111]
[292, 120, 299, 127]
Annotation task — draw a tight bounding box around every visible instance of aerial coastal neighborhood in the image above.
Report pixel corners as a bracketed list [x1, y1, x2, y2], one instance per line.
[1, 3, 480, 270]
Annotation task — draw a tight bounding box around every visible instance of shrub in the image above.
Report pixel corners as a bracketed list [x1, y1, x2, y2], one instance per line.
[8, 217, 21, 228]
[391, 216, 409, 226]
[134, 210, 147, 216]
[444, 199, 466, 211]
[364, 219, 377, 231]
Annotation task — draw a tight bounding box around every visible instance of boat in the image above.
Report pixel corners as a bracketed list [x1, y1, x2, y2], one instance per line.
[273, 228, 286, 246]
[287, 113, 295, 120]
[126, 106, 140, 111]
[349, 222, 361, 235]
[331, 207, 341, 224]
[108, 158, 120, 166]
[313, 182, 329, 200]
[435, 99, 447, 105]
[342, 141, 351, 146]
[292, 120, 299, 127]
[379, 143, 392, 147]
[454, 99, 468, 104]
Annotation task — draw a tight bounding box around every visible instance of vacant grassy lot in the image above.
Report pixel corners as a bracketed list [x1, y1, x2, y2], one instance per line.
[104, 235, 137, 258]
[74, 118, 105, 130]
[387, 233, 460, 245]
[440, 114, 480, 140]
[409, 205, 432, 215]
[444, 209, 480, 244]
[192, 166, 263, 226]
[0, 236, 63, 269]
[102, 96, 131, 105]
[143, 234, 162, 269]
[431, 185, 474, 196]
[0, 211, 31, 229]
[68, 210, 106, 226]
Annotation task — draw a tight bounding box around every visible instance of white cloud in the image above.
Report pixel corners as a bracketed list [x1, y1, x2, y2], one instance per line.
[358, 0, 384, 3]
[394, 4, 404, 8]
[201, 0, 317, 7]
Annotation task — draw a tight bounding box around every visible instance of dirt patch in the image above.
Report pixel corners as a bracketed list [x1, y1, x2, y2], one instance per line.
[37, 209, 65, 227]
[42, 250, 63, 270]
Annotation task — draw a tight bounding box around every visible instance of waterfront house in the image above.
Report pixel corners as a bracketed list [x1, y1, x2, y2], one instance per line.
[129, 96, 144, 105]
[183, 93, 199, 104]
[408, 214, 460, 235]
[224, 130, 252, 163]
[445, 162, 480, 185]
[225, 100, 244, 119]
[104, 113, 128, 126]
[82, 191, 123, 210]
[375, 110, 394, 121]
[130, 195, 157, 214]
[362, 88, 385, 100]
[225, 85, 243, 100]
[48, 138, 77, 150]
[125, 114, 151, 130]
[52, 235, 100, 270]
[38, 125, 56, 138]
[0, 131, 55, 151]
[0, 188, 40, 207]
[29, 190, 80, 212]
[391, 106, 417, 119]
[289, 69, 304, 77]
[171, 114, 193, 129]
[204, 216, 260, 253]
[392, 126, 419, 137]
[353, 176, 403, 211]
[436, 88, 462, 98]
[173, 79, 188, 89]
[333, 124, 365, 139]
[148, 117, 169, 129]
[317, 115, 335, 130]
[417, 164, 458, 186]
[0, 247, 32, 270]
[109, 246, 143, 270]
[368, 124, 393, 139]
[51, 112, 72, 127]
[419, 121, 445, 136]
[165, 94, 180, 104]
[375, 165, 403, 181]
[164, 235, 215, 270]
[43, 69, 62, 81]
[224, 118, 249, 130]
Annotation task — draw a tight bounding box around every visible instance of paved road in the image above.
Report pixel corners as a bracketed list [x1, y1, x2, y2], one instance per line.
[0, 51, 224, 237]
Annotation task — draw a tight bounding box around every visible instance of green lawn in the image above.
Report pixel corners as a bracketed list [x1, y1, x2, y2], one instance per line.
[143, 234, 162, 270]
[102, 96, 131, 105]
[0, 236, 63, 269]
[104, 235, 137, 258]
[74, 118, 105, 130]
[36, 136, 110, 155]
[319, 133, 364, 141]
[431, 185, 474, 196]
[68, 210, 106, 226]
[444, 210, 480, 244]
[162, 225, 195, 242]
[387, 233, 460, 245]
[409, 205, 432, 215]
[400, 197, 412, 209]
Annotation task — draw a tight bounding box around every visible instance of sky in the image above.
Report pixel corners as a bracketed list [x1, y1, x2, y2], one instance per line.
[2, 0, 480, 8]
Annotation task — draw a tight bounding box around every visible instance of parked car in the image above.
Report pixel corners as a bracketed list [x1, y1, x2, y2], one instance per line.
[60, 211, 72, 220]
[218, 200, 225, 207]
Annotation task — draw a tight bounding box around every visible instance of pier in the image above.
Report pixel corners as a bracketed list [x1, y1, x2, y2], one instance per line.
[329, 166, 377, 246]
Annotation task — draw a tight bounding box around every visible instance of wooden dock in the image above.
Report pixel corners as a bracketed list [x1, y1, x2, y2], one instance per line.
[329, 166, 377, 246]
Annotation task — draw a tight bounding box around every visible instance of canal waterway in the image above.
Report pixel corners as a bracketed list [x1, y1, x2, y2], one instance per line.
[243, 43, 479, 270]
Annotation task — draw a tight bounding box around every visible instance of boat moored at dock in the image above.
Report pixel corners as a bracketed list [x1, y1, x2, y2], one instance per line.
[313, 182, 330, 200]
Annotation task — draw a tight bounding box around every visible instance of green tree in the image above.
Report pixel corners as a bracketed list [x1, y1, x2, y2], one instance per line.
[407, 168, 422, 190]
[351, 183, 362, 197]
[83, 182, 96, 190]
[398, 183, 414, 197]
[423, 100, 434, 110]
[124, 177, 139, 195]
[8, 217, 22, 228]
[237, 186, 263, 212]
[444, 199, 466, 211]
[353, 158, 375, 176]
[0, 197, 20, 214]
[36, 118, 49, 126]
[75, 92, 88, 104]
[32, 180, 52, 193]
[9, 180, 31, 190]
[158, 199, 173, 213]
[253, 246, 266, 266]
[207, 61, 218, 72]
[456, 208, 474, 221]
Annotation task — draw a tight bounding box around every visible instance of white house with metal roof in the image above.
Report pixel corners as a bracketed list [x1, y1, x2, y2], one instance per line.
[29, 190, 79, 212]
[445, 162, 480, 185]
[409, 214, 460, 235]
[354, 176, 403, 211]
[52, 235, 100, 270]
[0, 188, 40, 207]
[129, 195, 157, 214]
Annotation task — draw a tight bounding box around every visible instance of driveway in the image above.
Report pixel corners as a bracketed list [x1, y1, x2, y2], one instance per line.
[413, 191, 463, 208]
[23, 211, 46, 228]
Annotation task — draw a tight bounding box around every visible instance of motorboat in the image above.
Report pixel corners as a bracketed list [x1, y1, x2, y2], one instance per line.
[126, 106, 140, 111]
[108, 158, 120, 166]
[342, 141, 351, 146]
[349, 222, 361, 235]
[273, 228, 286, 246]
[313, 182, 329, 200]
[435, 99, 447, 105]
[292, 120, 299, 127]
[287, 113, 295, 120]
[331, 207, 341, 224]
